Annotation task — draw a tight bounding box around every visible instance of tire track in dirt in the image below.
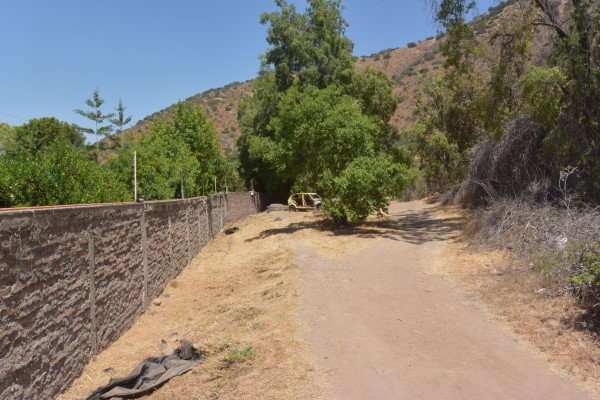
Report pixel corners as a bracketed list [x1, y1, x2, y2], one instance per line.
[299, 200, 599, 400]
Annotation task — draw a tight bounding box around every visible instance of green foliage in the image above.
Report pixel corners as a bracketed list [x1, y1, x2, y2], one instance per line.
[171, 103, 220, 167]
[531, 0, 600, 200]
[407, 42, 417, 48]
[260, 0, 354, 91]
[406, 73, 483, 192]
[0, 139, 128, 207]
[345, 67, 399, 136]
[266, 85, 379, 191]
[322, 155, 416, 224]
[74, 88, 115, 146]
[108, 98, 133, 134]
[3, 117, 84, 156]
[108, 103, 232, 200]
[563, 242, 600, 302]
[518, 66, 566, 128]
[0, 123, 14, 154]
[238, 0, 412, 221]
[224, 346, 256, 364]
[435, 0, 477, 74]
[0, 117, 125, 207]
[403, 123, 466, 192]
[108, 121, 200, 200]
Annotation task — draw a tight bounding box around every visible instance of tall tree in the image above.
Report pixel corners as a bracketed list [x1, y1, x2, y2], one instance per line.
[423, 0, 600, 199]
[5, 117, 84, 156]
[74, 88, 115, 155]
[107, 120, 200, 200]
[239, 0, 414, 222]
[260, 0, 355, 91]
[109, 98, 133, 134]
[168, 102, 222, 193]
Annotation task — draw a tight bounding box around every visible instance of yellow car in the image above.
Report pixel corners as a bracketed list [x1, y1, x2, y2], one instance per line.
[288, 193, 322, 211]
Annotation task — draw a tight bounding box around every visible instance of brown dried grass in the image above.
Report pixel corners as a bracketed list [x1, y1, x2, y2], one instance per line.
[59, 210, 340, 400]
[437, 206, 600, 393]
[59, 208, 384, 400]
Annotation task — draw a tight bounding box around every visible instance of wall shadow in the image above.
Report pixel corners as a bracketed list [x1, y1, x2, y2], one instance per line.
[245, 206, 465, 245]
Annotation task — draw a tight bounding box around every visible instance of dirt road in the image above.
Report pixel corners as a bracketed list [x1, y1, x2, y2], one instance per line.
[62, 200, 599, 399]
[300, 201, 598, 400]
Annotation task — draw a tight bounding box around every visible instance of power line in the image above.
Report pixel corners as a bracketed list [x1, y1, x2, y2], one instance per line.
[0, 109, 26, 122]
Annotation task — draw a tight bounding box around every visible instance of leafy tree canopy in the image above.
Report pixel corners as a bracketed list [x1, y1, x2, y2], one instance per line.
[260, 0, 354, 91]
[4, 117, 84, 156]
[108, 103, 229, 200]
[239, 0, 415, 222]
[0, 139, 128, 207]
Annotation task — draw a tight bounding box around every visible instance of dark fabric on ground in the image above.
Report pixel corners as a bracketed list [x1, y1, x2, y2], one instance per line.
[86, 341, 204, 400]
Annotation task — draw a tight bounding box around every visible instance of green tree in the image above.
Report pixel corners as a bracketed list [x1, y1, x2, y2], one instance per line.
[260, 0, 355, 91]
[239, 0, 415, 221]
[108, 98, 133, 139]
[0, 122, 15, 154]
[75, 88, 115, 155]
[237, 71, 288, 195]
[108, 120, 200, 200]
[265, 85, 379, 191]
[404, 72, 484, 192]
[0, 139, 128, 207]
[168, 103, 222, 194]
[4, 117, 84, 156]
[424, 0, 600, 199]
[323, 155, 415, 224]
[106, 103, 227, 200]
[518, 65, 566, 128]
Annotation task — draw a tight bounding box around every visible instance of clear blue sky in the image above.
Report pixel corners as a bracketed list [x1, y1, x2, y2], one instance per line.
[0, 0, 496, 139]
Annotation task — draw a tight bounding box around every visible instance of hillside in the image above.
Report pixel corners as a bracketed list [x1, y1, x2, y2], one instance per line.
[120, 41, 441, 154]
[120, 0, 552, 154]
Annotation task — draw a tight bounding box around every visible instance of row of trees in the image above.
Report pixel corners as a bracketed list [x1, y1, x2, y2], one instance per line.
[0, 117, 129, 207]
[0, 95, 239, 207]
[237, 0, 416, 223]
[409, 0, 599, 200]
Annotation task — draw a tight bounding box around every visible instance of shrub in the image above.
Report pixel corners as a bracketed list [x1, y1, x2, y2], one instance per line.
[322, 154, 416, 224]
[407, 42, 417, 48]
[423, 52, 436, 62]
[566, 242, 600, 303]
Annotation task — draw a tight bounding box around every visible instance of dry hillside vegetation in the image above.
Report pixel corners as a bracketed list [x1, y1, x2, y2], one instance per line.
[124, 81, 253, 155]
[120, 0, 558, 155]
[436, 205, 600, 393]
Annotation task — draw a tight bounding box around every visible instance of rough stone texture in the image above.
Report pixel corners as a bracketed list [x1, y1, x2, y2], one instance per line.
[0, 192, 264, 400]
[226, 192, 268, 222]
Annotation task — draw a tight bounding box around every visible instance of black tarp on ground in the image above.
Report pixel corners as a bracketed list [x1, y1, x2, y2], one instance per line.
[86, 341, 204, 400]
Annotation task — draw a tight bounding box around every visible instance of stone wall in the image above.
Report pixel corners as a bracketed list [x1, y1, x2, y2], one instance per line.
[225, 191, 269, 222]
[0, 192, 264, 400]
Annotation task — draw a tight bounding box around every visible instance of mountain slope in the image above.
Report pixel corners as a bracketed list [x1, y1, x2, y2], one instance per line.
[121, 0, 554, 153]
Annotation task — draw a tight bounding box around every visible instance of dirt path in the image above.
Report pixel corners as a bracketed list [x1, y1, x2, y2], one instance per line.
[300, 200, 599, 400]
[61, 200, 599, 399]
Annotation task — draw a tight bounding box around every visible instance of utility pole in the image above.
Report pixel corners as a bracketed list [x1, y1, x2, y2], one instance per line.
[133, 151, 137, 202]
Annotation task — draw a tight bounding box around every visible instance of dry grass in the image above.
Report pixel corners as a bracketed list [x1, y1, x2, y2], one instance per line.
[436, 206, 600, 393]
[59, 209, 383, 400]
